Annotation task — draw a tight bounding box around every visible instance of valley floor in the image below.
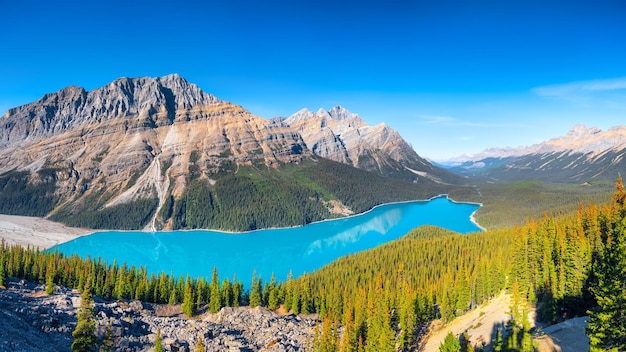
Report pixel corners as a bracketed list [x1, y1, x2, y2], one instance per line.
[0, 214, 91, 250]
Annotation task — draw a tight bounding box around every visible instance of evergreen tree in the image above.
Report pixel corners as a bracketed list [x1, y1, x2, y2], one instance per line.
[221, 278, 233, 307]
[398, 281, 417, 350]
[439, 331, 460, 352]
[99, 323, 114, 352]
[587, 177, 626, 351]
[493, 329, 503, 352]
[209, 267, 221, 313]
[267, 273, 279, 310]
[249, 271, 262, 308]
[154, 328, 164, 352]
[72, 280, 97, 352]
[45, 265, 55, 295]
[339, 303, 357, 352]
[232, 277, 243, 307]
[182, 277, 195, 317]
[0, 257, 8, 288]
[195, 335, 205, 352]
[284, 270, 294, 312]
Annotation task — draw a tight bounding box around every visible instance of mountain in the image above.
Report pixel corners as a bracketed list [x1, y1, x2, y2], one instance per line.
[283, 106, 461, 183]
[442, 124, 626, 182]
[0, 74, 466, 231]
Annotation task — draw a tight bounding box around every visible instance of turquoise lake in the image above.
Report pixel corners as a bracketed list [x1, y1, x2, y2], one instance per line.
[52, 196, 481, 286]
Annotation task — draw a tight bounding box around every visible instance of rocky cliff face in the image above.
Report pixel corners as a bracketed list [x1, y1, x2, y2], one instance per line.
[0, 74, 308, 229]
[284, 106, 458, 183]
[0, 74, 464, 230]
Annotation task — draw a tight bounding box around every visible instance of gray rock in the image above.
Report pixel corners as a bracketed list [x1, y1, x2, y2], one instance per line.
[0, 279, 314, 351]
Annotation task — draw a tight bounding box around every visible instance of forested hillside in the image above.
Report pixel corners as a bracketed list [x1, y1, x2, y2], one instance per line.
[1, 179, 625, 351]
[162, 158, 472, 231]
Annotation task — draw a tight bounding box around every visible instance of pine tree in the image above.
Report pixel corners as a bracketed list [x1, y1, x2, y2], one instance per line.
[45, 265, 55, 295]
[154, 328, 164, 352]
[284, 270, 294, 312]
[0, 257, 8, 288]
[249, 271, 262, 308]
[267, 273, 279, 310]
[398, 281, 417, 350]
[587, 177, 626, 351]
[195, 335, 205, 352]
[439, 331, 460, 352]
[72, 280, 97, 352]
[99, 323, 114, 352]
[182, 277, 195, 317]
[493, 329, 503, 352]
[233, 277, 243, 307]
[339, 303, 357, 352]
[221, 278, 233, 307]
[209, 267, 221, 313]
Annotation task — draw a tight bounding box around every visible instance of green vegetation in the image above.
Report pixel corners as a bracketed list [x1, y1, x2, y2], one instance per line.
[587, 180, 626, 351]
[154, 328, 163, 352]
[439, 332, 461, 352]
[52, 197, 158, 230]
[460, 180, 613, 229]
[1, 164, 624, 350]
[165, 158, 476, 231]
[0, 169, 59, 216]
[72, 280, 97, 352]
[170, 173, 329, 231]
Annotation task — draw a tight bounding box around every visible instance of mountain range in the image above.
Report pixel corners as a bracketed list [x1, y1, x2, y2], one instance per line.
[441, 124, 626, 183]
[0, 74, 461, 231]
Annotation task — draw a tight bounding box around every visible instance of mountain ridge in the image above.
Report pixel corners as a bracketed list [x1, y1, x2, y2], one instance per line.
[442, 124, 626, 182]
[283, 105, 460, 183]
[0, 74, 465, 231]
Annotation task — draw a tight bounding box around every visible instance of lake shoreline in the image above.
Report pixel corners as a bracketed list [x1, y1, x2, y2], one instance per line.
[0, 195, 484, 250]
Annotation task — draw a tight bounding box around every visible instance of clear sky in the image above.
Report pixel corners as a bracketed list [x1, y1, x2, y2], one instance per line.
[1, 0, 625, 161]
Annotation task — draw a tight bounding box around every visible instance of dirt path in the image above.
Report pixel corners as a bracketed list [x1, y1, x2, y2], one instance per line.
[420, 292, 512, 351]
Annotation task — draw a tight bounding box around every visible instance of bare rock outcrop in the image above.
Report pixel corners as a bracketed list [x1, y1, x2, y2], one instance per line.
[0, 74, 309, 225]
[284, 106, 455, 183]
[0, 279, 315, 352]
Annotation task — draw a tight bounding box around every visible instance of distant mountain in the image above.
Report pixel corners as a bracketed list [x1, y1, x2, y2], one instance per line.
[284, 106, 461, 184]
[0, 74, 465, 231]
[442, 124, 626, 182]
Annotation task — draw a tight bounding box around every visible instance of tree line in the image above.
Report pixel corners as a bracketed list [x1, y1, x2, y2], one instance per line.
[1, 179, 625, 351]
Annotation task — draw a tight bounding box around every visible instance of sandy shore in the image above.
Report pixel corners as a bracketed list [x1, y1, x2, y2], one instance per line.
[0, 214, 93, 250]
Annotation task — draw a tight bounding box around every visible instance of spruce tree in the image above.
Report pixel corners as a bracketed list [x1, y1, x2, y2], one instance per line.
[72, 280, 97, 352]
[439, 331, 460, 352]
[209, 267, 221, 313]
[45, 266, 55, 295]
[182, 277, 195, 317]
[587, 177, 626, 351]
[195, 335, 205, 352]
[267, 273, 279, 310]
[154, 328, 164, 352]
[0, 257, 7, 288]
[249, 271, 262, 308]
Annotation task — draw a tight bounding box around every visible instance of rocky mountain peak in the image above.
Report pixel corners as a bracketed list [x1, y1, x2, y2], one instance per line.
[1, 74, 228, 144]
[328, 105, 360, 122]
[565, 124, 602, 138]
[283, 106, 457, 183]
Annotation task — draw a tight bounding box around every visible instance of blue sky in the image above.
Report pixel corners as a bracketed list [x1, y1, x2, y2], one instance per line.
[1, 0, 625, 160]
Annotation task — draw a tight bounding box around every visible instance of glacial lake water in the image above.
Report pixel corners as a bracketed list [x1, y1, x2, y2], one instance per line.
[52, 196, 481, 286]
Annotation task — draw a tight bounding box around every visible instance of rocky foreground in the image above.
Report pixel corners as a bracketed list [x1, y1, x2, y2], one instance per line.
[0, 279, 315, 351]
